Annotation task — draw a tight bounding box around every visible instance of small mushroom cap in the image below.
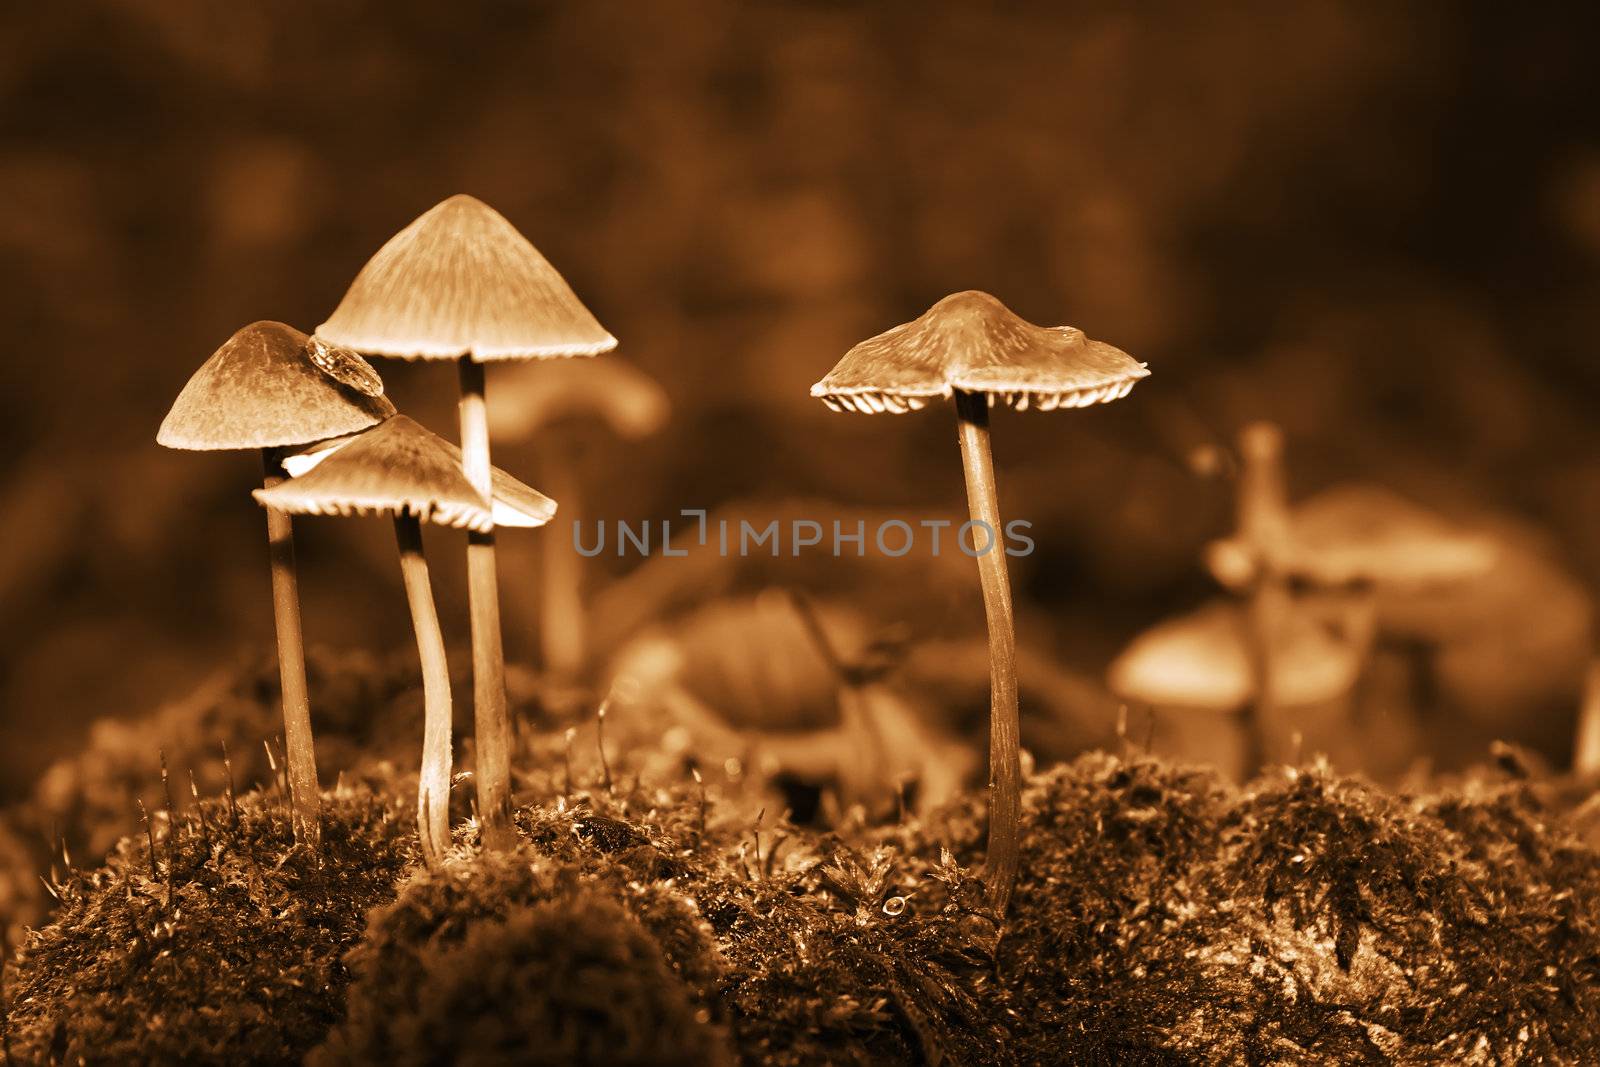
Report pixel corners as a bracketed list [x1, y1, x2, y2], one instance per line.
[1108, 600, 1361, 711]
[1205, 485, 1498, 590]
[315, 194, 617, 362]
[281, 420, 556, 529]
[1283, 485, 1498, 587]
[488, 357, 670, 441]
[158, 321, 394, 450]
[810, 290, 1149, 414]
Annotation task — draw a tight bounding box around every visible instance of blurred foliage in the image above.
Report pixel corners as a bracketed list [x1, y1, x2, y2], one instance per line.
[3, 0, 1599, 792]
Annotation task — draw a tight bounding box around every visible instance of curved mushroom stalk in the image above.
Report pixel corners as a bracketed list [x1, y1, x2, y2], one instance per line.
[261, 451, 321, 845]
[954, 390, 1022, 915]
[258, 415, 556, 864]
[394, 513, 453, 867]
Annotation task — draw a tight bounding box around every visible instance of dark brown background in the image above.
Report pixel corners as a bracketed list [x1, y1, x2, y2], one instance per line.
[3, 1, 1598, 791]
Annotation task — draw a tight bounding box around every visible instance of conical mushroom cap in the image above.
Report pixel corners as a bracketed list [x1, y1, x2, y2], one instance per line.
[315, 194, 617, 362]
[811, 290, 1149, 414]
[158, 321, 394, 450]
[488, 357, 670, 440]
[1107, 600, 1361, 711]
[280, 420, 557, 529]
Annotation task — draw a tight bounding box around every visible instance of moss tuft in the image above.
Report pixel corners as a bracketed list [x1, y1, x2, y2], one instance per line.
[314, 847, 732, 1066]
[5, 788, 415, 1065]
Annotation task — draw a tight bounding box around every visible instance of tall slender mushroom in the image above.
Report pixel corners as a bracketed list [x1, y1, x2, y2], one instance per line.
[810, 290, 1149, 915]
[254, 415, 555, 865]
[314, 194, 615, 841]
[158, 321, 394, 844]
[488, 357, 670, 679]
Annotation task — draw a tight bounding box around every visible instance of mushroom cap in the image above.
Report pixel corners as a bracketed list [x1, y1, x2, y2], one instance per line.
[488, 357, 670, 441]
[1206, 484, 1499, 591]
[810, 290, 1149, 414]
[1284, 484, 1499, 587]
[158, 321, 395, 450]
[315, 194, 617, 362]
[1107, 600, 1362, 711]
[281, 420, 557, 529]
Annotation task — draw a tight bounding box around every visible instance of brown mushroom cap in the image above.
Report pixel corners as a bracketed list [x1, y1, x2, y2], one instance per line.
[1108, 600, 1363, 711]
[280, 420, 557, 529]
[1282, 484, 1498, 587]
[810, 290, 1149, 413]
[487, 357, 670, 441]
[254, 415, 555, 531]
[158, 321, 395, 450]
[314, 194, 617, 362]
[1205, 484, 1499, 591]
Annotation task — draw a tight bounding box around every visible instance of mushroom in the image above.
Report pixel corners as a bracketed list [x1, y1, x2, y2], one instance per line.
[810, 290, 1149, 914]
[1205, 427, 1499, 770]
[158, 320, 394, 843]
[314, 194, 614, 840]
[1107, 598, 1368, 778]
[488, 358, 669, 680]
[254, 415, 555, 865]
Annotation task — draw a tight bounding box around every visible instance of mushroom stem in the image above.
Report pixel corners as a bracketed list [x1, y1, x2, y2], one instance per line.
[539, 444, 586, 679]
[1575, 661, 1600, 780]
[260, 450, 321, 845]
[456, 357, 514, 846]
[1236, 423, 1290, 773]
[394, 512, 453, 868]
[953, 389, 1021, 917]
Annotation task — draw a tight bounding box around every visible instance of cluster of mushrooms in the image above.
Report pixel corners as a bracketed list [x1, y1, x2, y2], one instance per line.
[159, 197, 1151, 914]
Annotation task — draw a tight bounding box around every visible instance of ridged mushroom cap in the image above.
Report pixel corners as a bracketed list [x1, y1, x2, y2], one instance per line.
[158, 321, 394, 450]
[280, 419, 557, 529]
[315, 194, 617, 362]
[488, 357, 670, 441]
[811, 290, 1148, 414]
[254, 415, 556, 531]
[1107, 600, 1362, 711]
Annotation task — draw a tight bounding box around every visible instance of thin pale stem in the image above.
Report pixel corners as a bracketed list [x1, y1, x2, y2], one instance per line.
[1576, 662, 1600, 780]
[457, 357, 514, 845]
[1236, 423, 1290, 774]
[540, 446, 586, 679]
[955, 390, 1021, 917]
[395, 513, 453, 868]
[261, 451, 321, 845]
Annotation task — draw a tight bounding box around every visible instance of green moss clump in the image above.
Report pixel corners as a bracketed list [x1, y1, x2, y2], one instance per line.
[314, 847, 732, 1067]
[5, 788, 415, 1065]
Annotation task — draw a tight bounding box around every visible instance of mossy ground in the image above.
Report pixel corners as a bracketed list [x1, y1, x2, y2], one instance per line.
[3, 729, 1599, 1065]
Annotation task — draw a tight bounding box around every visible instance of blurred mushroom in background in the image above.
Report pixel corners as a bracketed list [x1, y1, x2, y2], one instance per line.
[603, 590, 973, 826]
[1121, 419, 1593, 778]
[489, 357, 670, 685]
[1108, 595, 1374, 780]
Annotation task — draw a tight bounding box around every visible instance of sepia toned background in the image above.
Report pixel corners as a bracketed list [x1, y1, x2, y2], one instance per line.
[2, 0, 1598, 795]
